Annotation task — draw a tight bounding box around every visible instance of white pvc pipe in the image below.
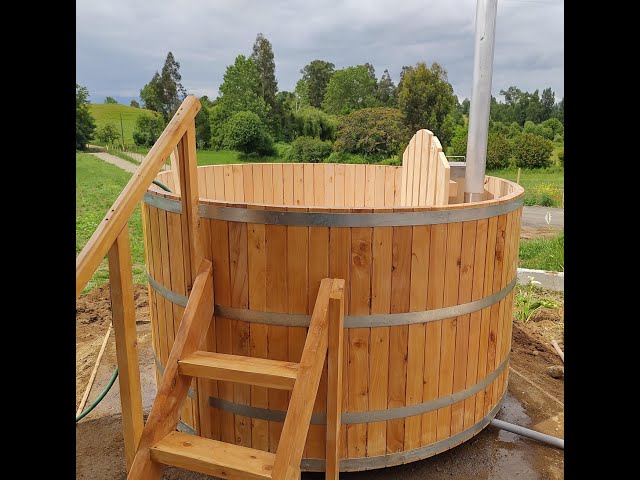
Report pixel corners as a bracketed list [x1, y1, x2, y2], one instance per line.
[464, 0, 499, 202]
[490, 418, 565, 449]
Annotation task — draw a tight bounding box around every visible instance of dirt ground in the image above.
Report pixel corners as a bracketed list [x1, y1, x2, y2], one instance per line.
[76, 286, 564, 480]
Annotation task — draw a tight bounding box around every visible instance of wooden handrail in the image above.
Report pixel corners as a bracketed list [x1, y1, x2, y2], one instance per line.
[75, 95, 201, 298]
[272, 278, 345, 479]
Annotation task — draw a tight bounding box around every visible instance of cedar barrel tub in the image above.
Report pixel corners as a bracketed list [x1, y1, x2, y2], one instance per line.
[141, 139, 524, 472]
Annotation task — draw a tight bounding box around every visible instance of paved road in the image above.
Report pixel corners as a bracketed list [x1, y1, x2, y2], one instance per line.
[88, 153, 564, 230]
[521, 205, 564, 229]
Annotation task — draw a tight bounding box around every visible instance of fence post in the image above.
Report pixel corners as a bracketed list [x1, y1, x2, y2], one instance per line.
[108, 224, 144, 471]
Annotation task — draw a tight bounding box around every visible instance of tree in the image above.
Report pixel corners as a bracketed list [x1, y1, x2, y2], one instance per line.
[139, 52, 187, 121]
[553, 97, 564, 123]
[273, 91, 298, 142]
[299, 60, 335, 108]
[132, 114, 166, 147]
[334, 107, 410, 158]
[104, 96, 118, 104]
[376, 69, 397, 106]
[76, 84, 96, 150]
[251, 33, 278, 108]
[293, 79, 309, 111]
[294, 106, 336, 141]
[460, 98, 470, 115]
[195, 103, 211, 149]
[210, 55, 269, 148]
[96, 122, 120, 145]
[540, 88, 555, 121]
[222, 111, 274, 155]
[512, 132, 553, 168]
[397, 62, 456, 141]
[289, 136, 333, 163]
[486, 133, 512, 169]
[130, 100, 140, 108]
[322, 65, 378, 115]
[446, 125, 468, 157]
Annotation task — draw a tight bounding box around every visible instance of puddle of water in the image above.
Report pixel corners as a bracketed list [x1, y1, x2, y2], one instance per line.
[495, 391, 531, 443]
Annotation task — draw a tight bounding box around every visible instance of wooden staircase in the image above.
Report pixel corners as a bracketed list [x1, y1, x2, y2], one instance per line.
[127, 263, 345, 480]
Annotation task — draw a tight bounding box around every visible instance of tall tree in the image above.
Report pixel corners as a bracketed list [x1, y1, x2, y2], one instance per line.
[460, 98, 470, 115]
[322, 65, 378, 115]
[251, 33, 278, 108]
[397, 62, 456, 140]
[76, 84, 96, 150]
[553, 97, 564, 124]
[140, 52, 187, 121]
[376, 69, 397, 106]
[540, 87, 555, 121]
[299, 60, 335, 108]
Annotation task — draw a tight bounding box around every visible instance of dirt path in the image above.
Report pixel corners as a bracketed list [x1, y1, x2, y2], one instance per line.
[89, 151, 139, 173]
[76, 285, 564, 480]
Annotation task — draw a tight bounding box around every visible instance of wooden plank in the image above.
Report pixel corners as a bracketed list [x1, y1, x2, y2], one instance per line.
[76, 96, 201, 297]
[223, 165, 235, 201]
[475, 216, 498, 421]
[404, 138, 415, 206]
[272, 279, 339, 479]
[204, 165, 216, 199]
[347, 223, 371, 458]
[326, 280, 345, 480]
[263, 164, 274, 204]
[306, 207, 330, 457]
[329, 217, 350, 457]
[387, 224, 412, 453]
[283, 163, 294, 205]
[108, 225, 143, 471]
[335, 164, 346, 207]
[405, 223, 429, 450]
[450, 221, 476, 435]
[400, 147, 408, 205]
[354, 164, 366, 208]
[384, 167, 395, 207]
[303, 163, 314, 206]
[253, 165, 264, 203]
[344, 163, 356, 207]
[214, 166, 226, 202]
[149, 208, 169, 379]
[157, 210, 174, 376]
[169, 147, 181, 195]
[411, 131, 422, 206]
[436, 221, 462, 440]
[273, 164, 285, 205]
[365, 164, 376, 207]
[210, 219, 234, 443]
[243, 164, 254, 203]
[435, 152, 451, 205]
[141, 205, 161, 391]
[368, 223, 392, 456]
[374, 165, 386, 208]
[418, 131, 432, 206]
[421, 223, 447, 446]
[229, 219, 251, 446]
[426, 141, 437, 206]
[232, 164, 244, 202]
[266, 212, 289, 452]
[313, 164, 325, 206]
[127, 260, 214, 480]
[394, 167, 403, 206]
[151, 431, 274, 480]
[463, 218, 488, 429]
[179, 351, 299, 389]
[293, 163, 305, 206]
[248, 211, 268, 450]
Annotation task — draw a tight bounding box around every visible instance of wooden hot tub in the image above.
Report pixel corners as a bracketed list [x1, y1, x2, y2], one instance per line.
[141, 154, 523, 471]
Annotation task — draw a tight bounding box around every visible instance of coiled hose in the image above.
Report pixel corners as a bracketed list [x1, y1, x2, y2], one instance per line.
[76, 180, 173, 423]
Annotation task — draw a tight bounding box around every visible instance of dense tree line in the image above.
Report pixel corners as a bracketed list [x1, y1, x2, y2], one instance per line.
[84, 33, 563, 169]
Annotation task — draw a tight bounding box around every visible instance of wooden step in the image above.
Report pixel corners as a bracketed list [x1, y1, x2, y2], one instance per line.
[178, 351, 299, 390]
[151, 431, 275, 480]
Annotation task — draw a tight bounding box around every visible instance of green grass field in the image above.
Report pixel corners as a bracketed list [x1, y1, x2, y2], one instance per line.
[76, 153, 145, 292]
[487, 166, 564, 207]
[519, 232, 564, 271]
[88, 103, 161, 145]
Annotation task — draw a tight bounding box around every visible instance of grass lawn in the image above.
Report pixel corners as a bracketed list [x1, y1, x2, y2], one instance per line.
[88, 104, 161, 145]
[487, 166, 564, 207]
[519, 232, 564, 271]
[126, 146, 288, 166]
[76, 153, 145, 292]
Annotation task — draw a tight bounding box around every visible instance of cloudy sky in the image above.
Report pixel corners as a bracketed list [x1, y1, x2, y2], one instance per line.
[76, 0, 563, 105]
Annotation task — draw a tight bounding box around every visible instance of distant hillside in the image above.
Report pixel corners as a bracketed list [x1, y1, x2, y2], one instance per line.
[88, 103, 161, 144]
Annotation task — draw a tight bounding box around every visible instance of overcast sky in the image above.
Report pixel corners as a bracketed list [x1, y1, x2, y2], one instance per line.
[76, 0, 563, 105]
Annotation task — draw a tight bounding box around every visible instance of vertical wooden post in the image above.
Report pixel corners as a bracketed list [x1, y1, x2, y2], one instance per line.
[108, 224, 144, 471]
[326, 279, 345, 479]
[169, 146, 181, 194]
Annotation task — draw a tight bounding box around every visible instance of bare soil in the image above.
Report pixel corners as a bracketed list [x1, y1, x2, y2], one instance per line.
[76, 285, 564, 479]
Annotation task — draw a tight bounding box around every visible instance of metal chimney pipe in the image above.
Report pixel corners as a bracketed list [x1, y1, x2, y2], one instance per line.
[464, 0, 499, 203]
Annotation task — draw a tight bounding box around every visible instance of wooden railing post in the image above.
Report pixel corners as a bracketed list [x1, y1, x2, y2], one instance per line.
[326, 279, 345, 480]
[108, 224, 144, 471]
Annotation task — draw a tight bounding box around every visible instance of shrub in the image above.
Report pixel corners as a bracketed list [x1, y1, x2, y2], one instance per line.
[104, 96, 118, 104]
[507, 121, 522, 139]
[289, 136, 333, 163]
[524, 183, 562, 207]
[486, 133, 512, 169]
[96, 122, 120, 145]
[512, 133, 553, 168]
[324, 152, 370, 164]
[446, 125, 468, 157]
[524, 120, 553, 140]
[132, 114, 165, 147]
[294, 106, 336, 141]
[558, 148, 564, 166]
[130, 100, 140, 108]
[222, 111, 274, 155]
[541, 118, 564, 138]
[334, 107, 410, 158]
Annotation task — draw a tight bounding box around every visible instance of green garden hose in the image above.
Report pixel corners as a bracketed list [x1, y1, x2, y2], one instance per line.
[75, 367, 119, 422]
[76, 181, 172, 424]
